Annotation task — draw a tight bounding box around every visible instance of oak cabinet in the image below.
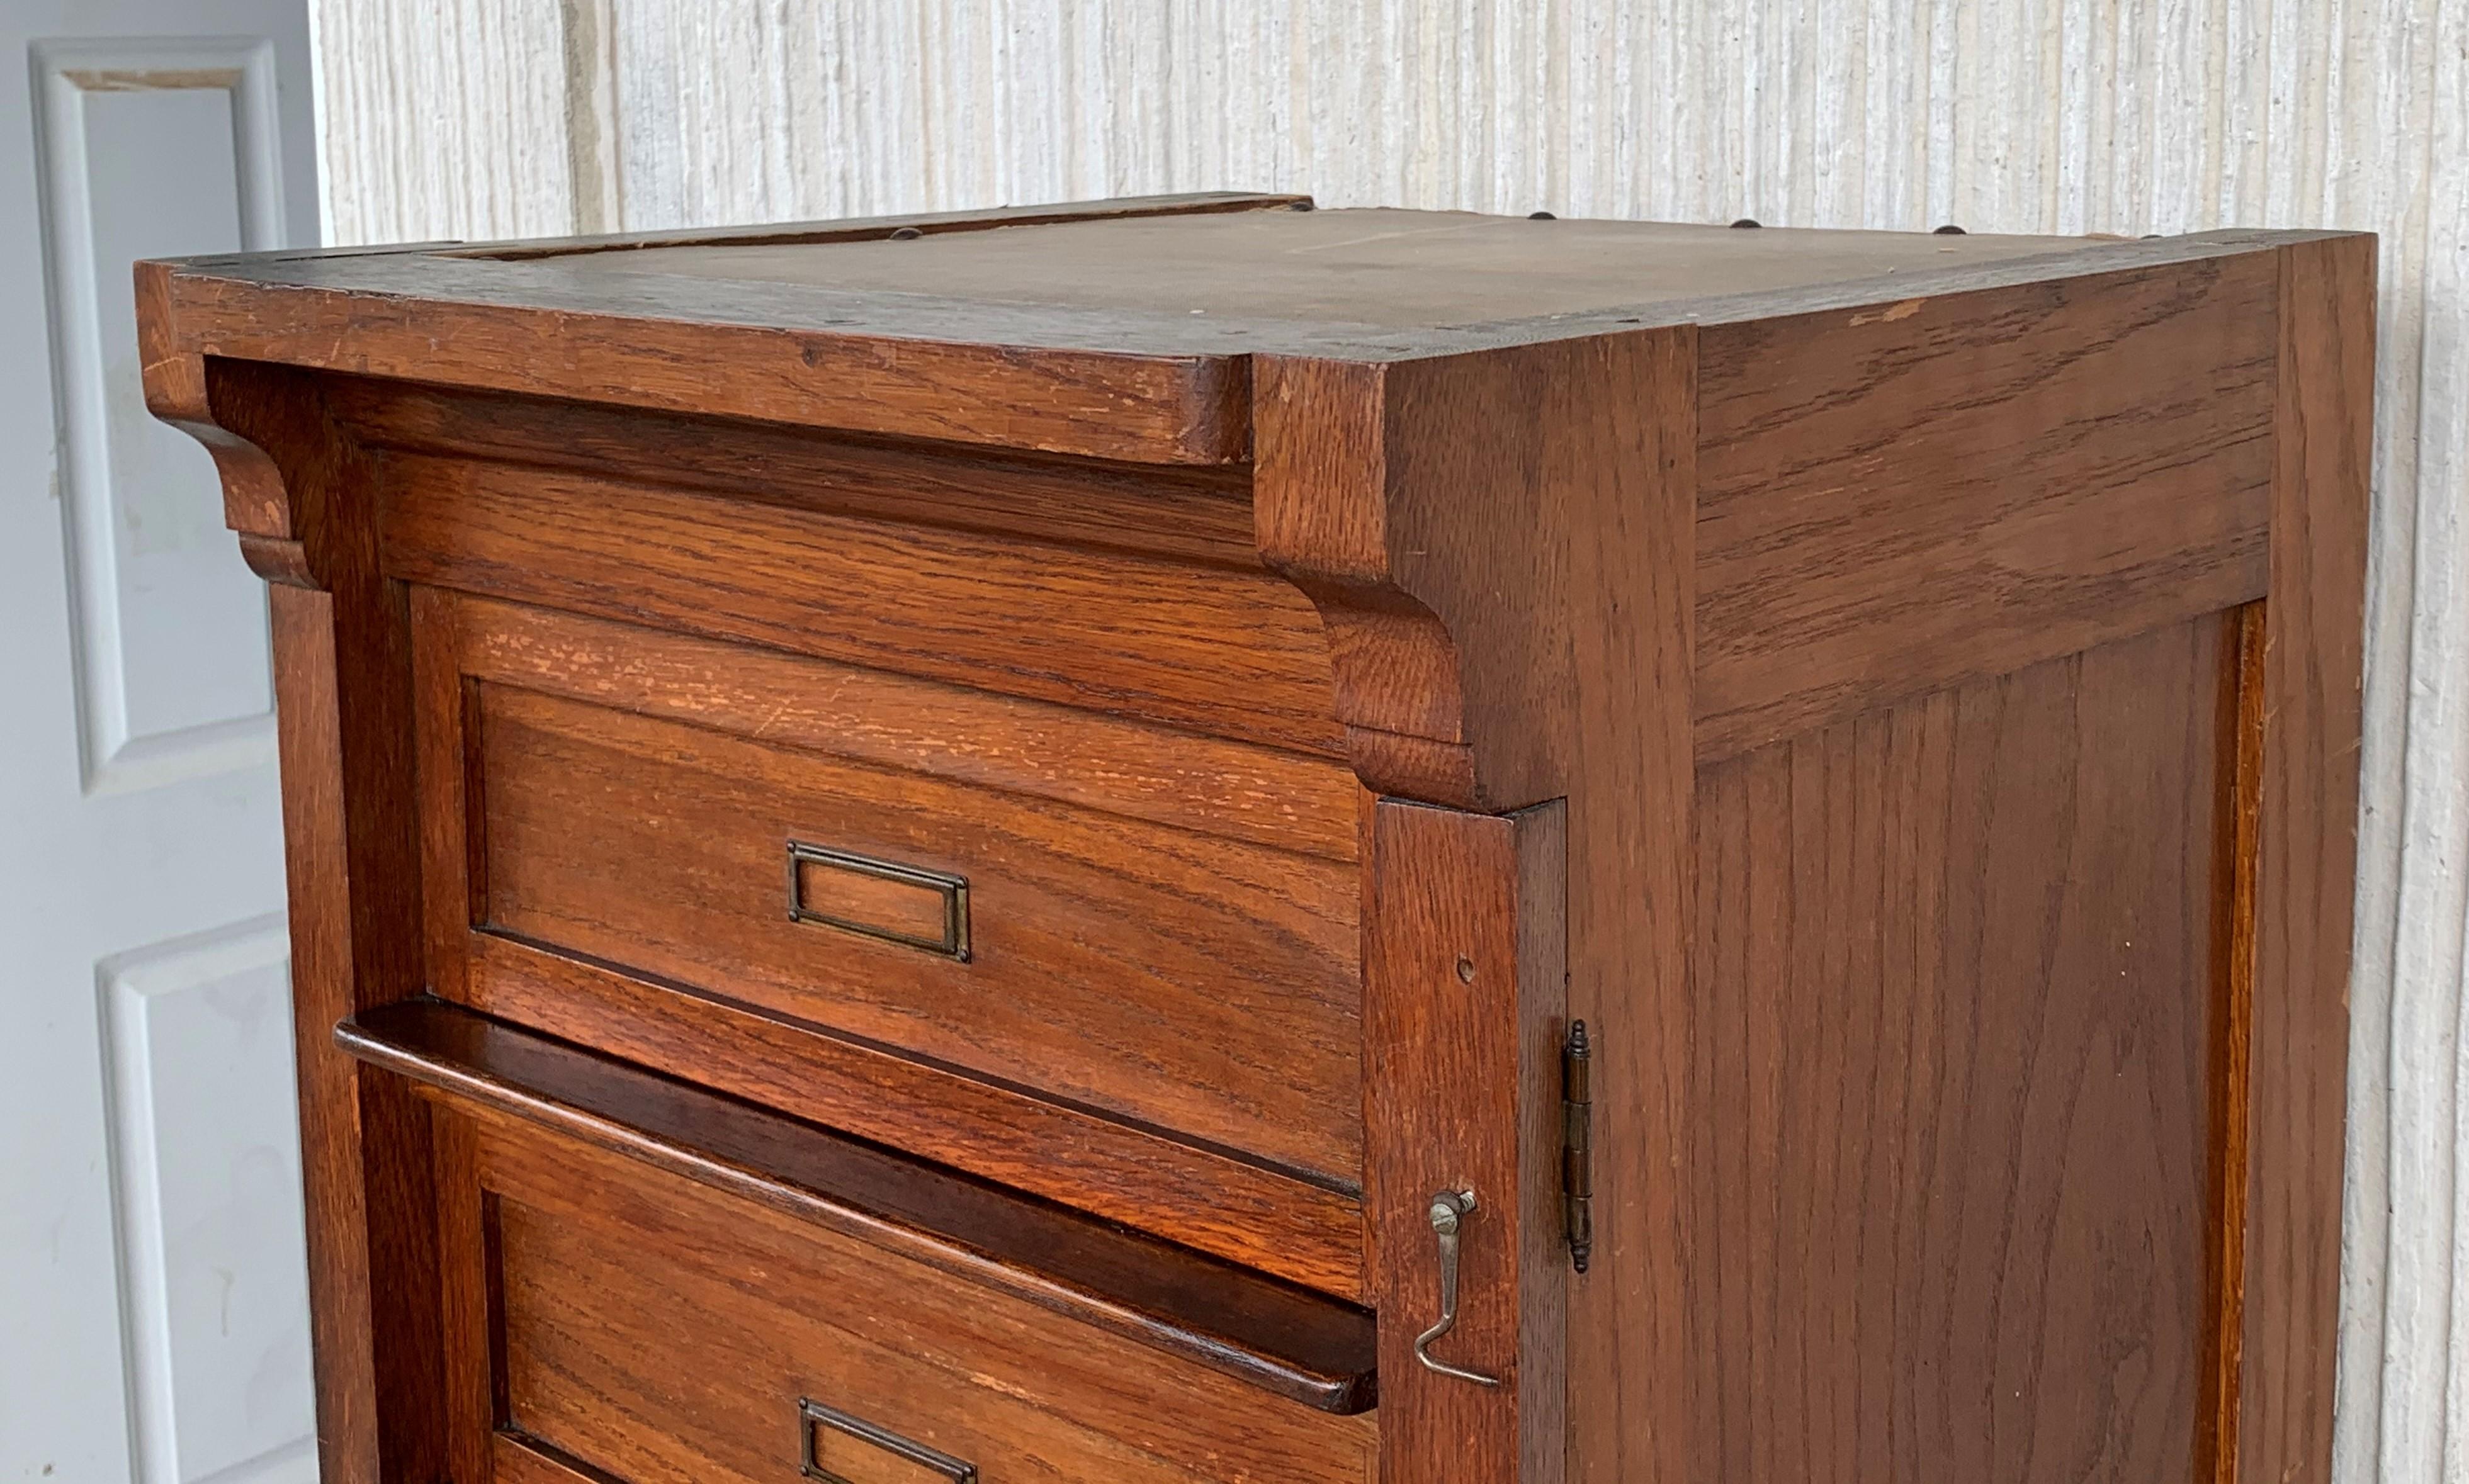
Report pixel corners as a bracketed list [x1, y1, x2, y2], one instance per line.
[139, 194, 2369, 1484]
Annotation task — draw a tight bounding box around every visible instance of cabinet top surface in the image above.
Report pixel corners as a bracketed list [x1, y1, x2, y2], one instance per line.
[140, 193, 2343, 466]
[482, 205, 2101, 334]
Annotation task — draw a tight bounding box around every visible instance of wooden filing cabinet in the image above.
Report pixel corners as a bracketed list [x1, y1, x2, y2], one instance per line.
[138, 193, 2371, 1484]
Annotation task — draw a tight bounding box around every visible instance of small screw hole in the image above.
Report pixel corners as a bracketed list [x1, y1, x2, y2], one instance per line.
[1455, 956, 1476, 983]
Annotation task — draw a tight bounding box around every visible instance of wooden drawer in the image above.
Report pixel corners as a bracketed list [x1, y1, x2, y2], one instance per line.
[352, 1003, 1379, 1484]
[412, 590, 1370, 1296]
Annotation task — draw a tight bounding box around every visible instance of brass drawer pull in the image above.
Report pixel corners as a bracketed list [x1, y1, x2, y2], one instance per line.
[799, 1397, 976, 1483]
[786, 841, 971, 961]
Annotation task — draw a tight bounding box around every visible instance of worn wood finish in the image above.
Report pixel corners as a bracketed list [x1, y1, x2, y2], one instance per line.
[379, 452, 1348, 756]
[149, 208, 2320, 476]
[158, 193, 1320, 467]
[143, 202, 2372, 1484]
[1364, 801, 1566, 1484]
[1693, 253, 2280, 760]
[459, 680, 1361, 1181]
[161, 249, 1269, 463]
[456, 933, 1365, 1299]
[347, 999, 1377, 1412]
[452, 189, 1309, 261]
[2234, 233, 2371, 1484]
[567, 210, 2100, 326]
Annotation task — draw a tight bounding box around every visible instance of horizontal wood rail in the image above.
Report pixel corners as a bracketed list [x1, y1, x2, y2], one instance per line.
[336, 998, 1378, 1413]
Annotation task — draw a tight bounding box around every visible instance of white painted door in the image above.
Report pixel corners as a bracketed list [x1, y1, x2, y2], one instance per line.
[2, 3, 318, 1483]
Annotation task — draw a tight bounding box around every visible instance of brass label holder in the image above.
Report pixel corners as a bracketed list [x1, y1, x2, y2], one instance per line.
[799, 1396, 976, 1483]
[785, 841, 971, 962]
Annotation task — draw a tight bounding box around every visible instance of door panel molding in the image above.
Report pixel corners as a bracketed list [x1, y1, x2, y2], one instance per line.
[98, 913, 315, 1484]
[31, 36, 288, 795]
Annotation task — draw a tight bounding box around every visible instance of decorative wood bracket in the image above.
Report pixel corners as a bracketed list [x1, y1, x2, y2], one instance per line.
[138, 259, 409, 601]
[1253, 338, 1692, 812]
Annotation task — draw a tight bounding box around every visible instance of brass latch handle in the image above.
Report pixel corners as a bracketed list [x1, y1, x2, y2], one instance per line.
[1413, 1188, 1503, 1387]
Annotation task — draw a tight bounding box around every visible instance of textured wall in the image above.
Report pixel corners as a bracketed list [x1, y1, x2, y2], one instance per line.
[307, 2, 2468, 1477]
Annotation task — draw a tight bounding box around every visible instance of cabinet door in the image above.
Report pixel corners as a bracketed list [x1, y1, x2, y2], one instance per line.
[1, 8, 319, 1484]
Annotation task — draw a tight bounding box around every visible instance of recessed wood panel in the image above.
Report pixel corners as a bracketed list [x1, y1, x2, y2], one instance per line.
[463, 682, 1363, 1187]
[1686, 614, 2234, 1483]
[454, 1117, 1377, 1484]
[406, 589, 1366, 1296]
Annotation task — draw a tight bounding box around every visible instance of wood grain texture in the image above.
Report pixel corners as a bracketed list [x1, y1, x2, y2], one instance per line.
[378, 452, 1348, 757]
[460, 933, 1365, 1299]
[456, 189, 1309, 260]
[461, 681, 1362, 1183]
[410, 584, 480, 1005]
[2210, 602, 2266, 1482]
[431, 591, 1359, 861]
[157, 196, 1315, 466]
[317, 13, 2444, 1463]
[1560, 325, 1698, 1484]
[1693, 252, 2279, 760]
[269, 578, 447, 1484]
[2233, 233, 2371, 1484]
[1364, 800, 1566, 1484]
[471, 1127, 1379, 1484]
[130, 353, 447, 1484]
[325, 377, 1266, 568]
[428, 1110, 494, 1484]
[349, 1004, 1376, 1412]
[570, 209, 2098, 325]
[488, 1440, 595, 1484]
[1254, 345, 1587, 811]
[137, 198, 2375, 1482]
[1689, 617, 2232, 1483]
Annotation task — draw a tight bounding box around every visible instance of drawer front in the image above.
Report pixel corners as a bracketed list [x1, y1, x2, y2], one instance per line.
[414, 592, 1368, 1216]
[466, 680, 1360, 1178]
[444, 1114, 1379, 1484]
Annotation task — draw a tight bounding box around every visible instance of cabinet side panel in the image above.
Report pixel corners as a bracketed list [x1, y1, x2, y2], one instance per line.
[2235, 234, 2371, 1484]
[1695, 254, 2276, 762]
[1689, 615, 2234, 1483]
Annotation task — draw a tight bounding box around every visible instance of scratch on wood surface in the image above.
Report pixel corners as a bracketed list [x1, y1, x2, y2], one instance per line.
[1849, 298, 1926, 325]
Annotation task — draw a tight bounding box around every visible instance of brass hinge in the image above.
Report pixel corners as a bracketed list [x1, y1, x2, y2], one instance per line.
[1561, 1020, 1593, 1273]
